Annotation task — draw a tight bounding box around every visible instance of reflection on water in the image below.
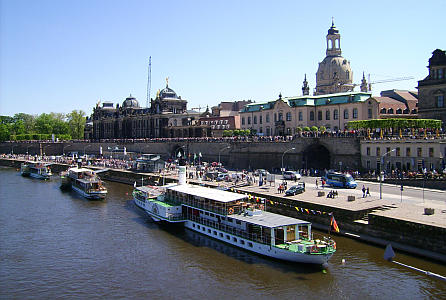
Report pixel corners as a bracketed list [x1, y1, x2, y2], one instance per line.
[1, 167, 445, 300]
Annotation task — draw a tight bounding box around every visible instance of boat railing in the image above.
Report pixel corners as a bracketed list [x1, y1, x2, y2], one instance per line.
[169, 196, 233, 216]
[188, 215, 269, 245]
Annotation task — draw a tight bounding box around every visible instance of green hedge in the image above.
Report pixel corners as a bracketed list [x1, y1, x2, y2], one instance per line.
[9, 134, 72, 141]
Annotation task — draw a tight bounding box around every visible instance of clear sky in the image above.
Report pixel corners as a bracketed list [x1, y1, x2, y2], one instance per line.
[1, 0, 444, 117]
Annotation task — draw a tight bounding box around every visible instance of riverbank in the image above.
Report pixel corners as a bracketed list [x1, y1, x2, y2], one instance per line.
[1, 157, 445, 263]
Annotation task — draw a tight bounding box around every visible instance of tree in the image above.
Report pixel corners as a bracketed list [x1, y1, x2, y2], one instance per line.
[35, 113, 54, 134]
[310, 126, 318, 132]
[13, 113, 36, 133]
[67, 110, 86, 139]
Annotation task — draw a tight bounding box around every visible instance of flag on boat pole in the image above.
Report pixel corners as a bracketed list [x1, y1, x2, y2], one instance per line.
[329, 213, 340, 233]
[124, 147, 127, 156]
[100, 146, 103, 155]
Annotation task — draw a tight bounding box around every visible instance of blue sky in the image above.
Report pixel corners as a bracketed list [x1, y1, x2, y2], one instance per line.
[1, 0, 444, 117]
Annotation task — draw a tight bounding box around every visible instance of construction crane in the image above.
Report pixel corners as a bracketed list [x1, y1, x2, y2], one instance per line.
[191, 105, 203, 112]
[146, 56, 151, 108]
[367, 74, 414, 91]
[365, 74, 414, 91]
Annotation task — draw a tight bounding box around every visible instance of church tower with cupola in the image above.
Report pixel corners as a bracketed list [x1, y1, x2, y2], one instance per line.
[315, 19, 354, 95]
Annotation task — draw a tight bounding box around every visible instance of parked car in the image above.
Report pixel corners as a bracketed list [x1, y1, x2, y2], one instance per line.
[285, 182, 306, 196]
[255, 169, 268, 176]
[216, 174, 229, 182]
[283, 171, 301, 180]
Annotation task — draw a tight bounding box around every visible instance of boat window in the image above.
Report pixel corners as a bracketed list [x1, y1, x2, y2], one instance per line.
[227, 218, 233, 223]
[233, 237, 237, 242]
[236, 220, 241, 225]
[197, 225, 200, 230]
[213, 231, 217, 235]
[208, 229, 211, 233]
[248, 242, 253, 247]
[240, 240, 245, 245]
[220, 233, 223, 238]
[202, 227, 206, 232]
[226, 235, 230, 240]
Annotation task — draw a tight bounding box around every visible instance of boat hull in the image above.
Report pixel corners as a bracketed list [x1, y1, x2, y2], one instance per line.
[72, 185, 107, 200]
[183, 220, 333, 264]
[30, 173, 51, 180]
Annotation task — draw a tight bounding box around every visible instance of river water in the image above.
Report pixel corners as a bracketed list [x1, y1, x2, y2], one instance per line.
[1, 167, 445, 299]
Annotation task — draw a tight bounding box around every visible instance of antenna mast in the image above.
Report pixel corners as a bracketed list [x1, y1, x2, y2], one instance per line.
[146, 56, 151, 108]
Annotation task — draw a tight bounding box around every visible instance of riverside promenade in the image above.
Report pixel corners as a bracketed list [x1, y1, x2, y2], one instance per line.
[1, 157, 445, 263]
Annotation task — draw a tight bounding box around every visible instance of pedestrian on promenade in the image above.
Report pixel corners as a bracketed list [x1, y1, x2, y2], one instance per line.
[362, 185, 366, 197]
[321, 179, 325, 189]
[366, 187, 371, 197]
[316, 179, 319, 189]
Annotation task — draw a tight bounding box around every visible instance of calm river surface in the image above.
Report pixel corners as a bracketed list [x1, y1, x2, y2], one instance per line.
[1, 167, 445, 299]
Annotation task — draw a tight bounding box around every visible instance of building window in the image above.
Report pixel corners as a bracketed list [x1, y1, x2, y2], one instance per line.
[396, 108, 402, 114]
[241, 117, 245, 125]
[386, 147, 391, 156]
[396, 147, 400, 156]
[380, 108, 387, 114]
[366, 147, 370, 155]
[259, 116, 262, 124]
[353, 108, 358, 119]
[310, 111, 314, 121]
[344, 109, 349, 119]
[366, 161, 370, 169]
[278, 113, 283, 121]
[436, 95, 444, 108]
[286, 127, 291, 134]
[368, 108, 372, 118]
[406, 148, 411, 157]
[266, 114, 270, 123]
[388, 108, 394, 114]
[266, 127, 270, 136]
[376, 147, 381, 156]
[274, 114, 277, 122]
[248, 117, 251, 125]
[253, 116, 257, 124]
[334, 109, 338, 120]
[417, 148, 422, 157]
[318, 111, 322, 120]
[326, 110, 330, 120]
[299, 111, 303, 121]
[429, 148, 434, 157]
[286, 112, 292, 121]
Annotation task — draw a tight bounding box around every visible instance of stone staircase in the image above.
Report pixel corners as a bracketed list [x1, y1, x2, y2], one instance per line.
[354, 205, 398, 225]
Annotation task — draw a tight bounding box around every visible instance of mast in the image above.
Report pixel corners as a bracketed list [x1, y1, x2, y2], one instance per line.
[146, 56, 151, 108]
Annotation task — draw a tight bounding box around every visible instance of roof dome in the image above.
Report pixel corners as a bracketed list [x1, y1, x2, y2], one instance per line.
[159, 85, 179, 100]
[317, 56, 352, 84]
[122, 94, 140, 108]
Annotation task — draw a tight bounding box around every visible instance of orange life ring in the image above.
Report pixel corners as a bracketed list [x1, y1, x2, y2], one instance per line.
[79, 175, 83, 179]
[333, 242, 337, 250]
[259, 205, 264, 210]
[228, 207, 234, 215]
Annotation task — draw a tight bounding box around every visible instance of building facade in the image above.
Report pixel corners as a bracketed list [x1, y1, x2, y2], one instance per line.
[361, 139, 446, 173]
[89, 81, 211, 140]
[417, 49, 446, 131]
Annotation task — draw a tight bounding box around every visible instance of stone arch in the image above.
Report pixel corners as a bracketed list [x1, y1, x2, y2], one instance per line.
[302, 144, 331, 171]
[172, 145, 186, 159]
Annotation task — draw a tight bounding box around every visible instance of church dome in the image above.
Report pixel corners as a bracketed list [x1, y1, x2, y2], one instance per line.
[122, 94, 140, 108]
[159, 85, 179, 100]
[315, 20, 354, 95]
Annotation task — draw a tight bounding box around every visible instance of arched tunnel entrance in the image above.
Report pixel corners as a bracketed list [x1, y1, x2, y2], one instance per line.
[302, 145, 331, 171]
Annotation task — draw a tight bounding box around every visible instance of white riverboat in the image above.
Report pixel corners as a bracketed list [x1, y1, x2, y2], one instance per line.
[20, 162, 31, 177]
[28, 162, 52, 180]
[133, 159, 336, 264]
[60, 167, 107, 200]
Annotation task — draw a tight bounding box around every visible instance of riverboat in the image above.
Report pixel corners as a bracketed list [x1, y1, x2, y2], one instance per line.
[133, 159, 336, 264]
[20, 162, 31, 177]
[60, 167, 107, 200]
[29, 162, 52, 180]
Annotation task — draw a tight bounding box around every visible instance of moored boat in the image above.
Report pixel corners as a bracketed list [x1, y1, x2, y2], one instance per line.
[29, 162, 52, 180]
[20, 162, 31, 177]
[133, 159, 336, 264]
[61, 167, 107, 200]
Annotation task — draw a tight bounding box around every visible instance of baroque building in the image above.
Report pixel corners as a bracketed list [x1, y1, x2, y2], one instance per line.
[417, 49, 446, 131]
[314, 20, 354, 95]
[89, 79, 211, 140]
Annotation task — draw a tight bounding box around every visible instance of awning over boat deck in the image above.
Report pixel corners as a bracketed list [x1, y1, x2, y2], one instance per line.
[167, 184, 247, 203]
[229, 210, 311, 229]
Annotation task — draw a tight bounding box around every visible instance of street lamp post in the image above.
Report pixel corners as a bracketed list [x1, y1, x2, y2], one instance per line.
[63, 145, 71, 156]
[175, 146, 186, 159]
[26, 145, 31, 159]
[281, 147, 296, 178]
[11, 144, 17, 155]
[379, 148, 396, 199]
[218, 146, 230, 166]
[140, 145, 150, 156]
[83, 144, 91, 157]
[43, 145, 50, 156]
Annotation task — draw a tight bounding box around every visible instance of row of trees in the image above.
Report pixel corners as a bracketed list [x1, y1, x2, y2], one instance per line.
[0, 110, 86, 141]
[347, 119, 442, 130]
